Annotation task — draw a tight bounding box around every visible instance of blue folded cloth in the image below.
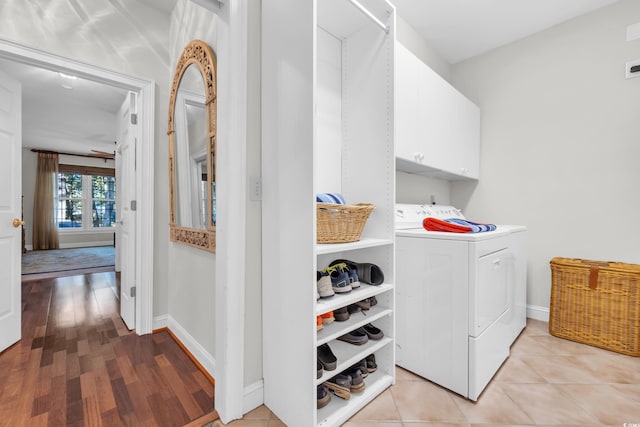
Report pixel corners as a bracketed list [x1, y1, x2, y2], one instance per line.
[444, 218, 496, 233]
[316, 193, 346, 204]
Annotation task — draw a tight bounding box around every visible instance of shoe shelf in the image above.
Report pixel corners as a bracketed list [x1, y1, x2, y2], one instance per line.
[316, 238, 393, 256]
[317, 370, 394, 427]
[316, 304, 392, 346]
[316, 283, 393, 316]
[315, 337, 392, 385]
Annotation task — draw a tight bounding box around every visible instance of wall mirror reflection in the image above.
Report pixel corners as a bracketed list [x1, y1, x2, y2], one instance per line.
[168, 40, 217, 252]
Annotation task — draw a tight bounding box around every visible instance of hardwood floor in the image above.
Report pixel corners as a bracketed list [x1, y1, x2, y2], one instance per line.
[0, 272, 216, 427]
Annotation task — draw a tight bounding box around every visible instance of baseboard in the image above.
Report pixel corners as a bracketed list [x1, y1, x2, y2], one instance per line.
[527, 304, 550, 322]
[58, 241, 114, 249]
[153, 314, 168, 330]
[243, 380, 264, 414]
[166, 316, 216, 380]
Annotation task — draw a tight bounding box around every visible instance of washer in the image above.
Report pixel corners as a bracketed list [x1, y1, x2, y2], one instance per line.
[394, 204, 527, 400]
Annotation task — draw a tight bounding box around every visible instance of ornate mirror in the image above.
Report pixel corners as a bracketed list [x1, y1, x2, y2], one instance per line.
[168, 40, 217, 252]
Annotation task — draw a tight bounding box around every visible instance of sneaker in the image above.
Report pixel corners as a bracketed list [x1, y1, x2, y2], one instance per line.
[321, 311, 334, 325]
[333, 262, 360, 289]
[317, 384, 331, 409]
[322, 265, 352, 294]
[325, 375, 351, 400]
[317, 360, 323, 379]
[316, 271, 335, 299]
[316, 316, 323, 332]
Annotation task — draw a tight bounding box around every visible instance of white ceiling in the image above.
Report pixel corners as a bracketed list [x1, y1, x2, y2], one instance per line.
[392, 0, 621, 64]
[0, 58, 129, 157]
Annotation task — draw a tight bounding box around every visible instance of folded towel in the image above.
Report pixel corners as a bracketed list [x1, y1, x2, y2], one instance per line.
[423, 217, 497, 233]
[316, 193, 346, 204]
[423, 217, 472, 233]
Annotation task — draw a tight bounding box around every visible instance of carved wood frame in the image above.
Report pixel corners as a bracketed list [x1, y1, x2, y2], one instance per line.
[167, 40, 217, 252]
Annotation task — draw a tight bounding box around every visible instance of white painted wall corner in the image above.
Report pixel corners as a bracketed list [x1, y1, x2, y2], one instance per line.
[526, 304, 550, 322]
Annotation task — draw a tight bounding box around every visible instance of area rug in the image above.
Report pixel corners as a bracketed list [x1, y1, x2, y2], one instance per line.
[22, 246, 115, 275]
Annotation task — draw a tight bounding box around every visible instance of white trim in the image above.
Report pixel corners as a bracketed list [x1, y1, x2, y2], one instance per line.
[0, 38, 155, 336]
[527, 304, 550, 322]
[167, 315, 216, 377]
[243, 380, 264, 415]
[153, 314, 169, 330]
[214, 0, 249, 423]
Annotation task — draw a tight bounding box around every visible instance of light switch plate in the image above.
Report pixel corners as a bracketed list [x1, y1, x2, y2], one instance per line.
[625, 59, 640, 79]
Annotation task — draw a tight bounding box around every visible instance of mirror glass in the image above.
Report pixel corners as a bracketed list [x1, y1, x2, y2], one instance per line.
[168, 40, 217, 252]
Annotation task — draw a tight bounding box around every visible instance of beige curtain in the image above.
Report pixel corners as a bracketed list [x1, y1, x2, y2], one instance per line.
[32, 152, 60, 250]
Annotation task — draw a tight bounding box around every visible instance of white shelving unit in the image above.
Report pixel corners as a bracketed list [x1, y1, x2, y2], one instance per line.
[262, 1, 396, 426]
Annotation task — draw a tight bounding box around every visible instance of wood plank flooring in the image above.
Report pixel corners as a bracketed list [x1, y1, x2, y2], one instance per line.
[0, 272, 216, 426]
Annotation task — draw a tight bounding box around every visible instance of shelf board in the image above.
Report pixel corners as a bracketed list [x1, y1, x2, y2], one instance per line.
[316, 283, 393, 316]
[316, 237, 393, 255]
[317, 370, 394, 426]
[316, 305, 391, 346]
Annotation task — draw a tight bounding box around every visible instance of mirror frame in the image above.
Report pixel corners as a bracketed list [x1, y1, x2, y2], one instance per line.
[168, 39, 217, 252]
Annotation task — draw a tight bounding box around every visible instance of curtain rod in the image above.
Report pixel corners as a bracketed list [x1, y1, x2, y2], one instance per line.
[347, 0, 389, 33]
[30, 149, 114, 161]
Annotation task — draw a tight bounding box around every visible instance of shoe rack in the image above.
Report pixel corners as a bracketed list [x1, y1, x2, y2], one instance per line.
[262, 1, 396, 426]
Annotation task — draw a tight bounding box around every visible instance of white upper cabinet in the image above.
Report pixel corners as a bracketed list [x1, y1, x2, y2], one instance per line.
[396, 42, 480, 180]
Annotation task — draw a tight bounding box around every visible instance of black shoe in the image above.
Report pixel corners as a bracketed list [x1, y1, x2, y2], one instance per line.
[360, 323, 384, 340]
[317, 384, 331, 408]
[337, 329, 368, 345]
[318, 343, 337, 370]
[366, 353, 377, 373]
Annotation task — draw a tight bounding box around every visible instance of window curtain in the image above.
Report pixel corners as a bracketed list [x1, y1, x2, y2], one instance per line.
[32, 152, 60, 250]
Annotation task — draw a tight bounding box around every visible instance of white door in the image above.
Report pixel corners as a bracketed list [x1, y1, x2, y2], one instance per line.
[0, 70, 22, 352]
[116, 92, 137, 330]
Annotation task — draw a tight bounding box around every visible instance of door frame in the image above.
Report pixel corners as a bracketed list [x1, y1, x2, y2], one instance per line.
[0, 38, 155, 335]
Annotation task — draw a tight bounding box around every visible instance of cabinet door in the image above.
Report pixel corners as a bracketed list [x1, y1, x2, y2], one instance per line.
[395, 43, 422, 163]
[419, 62, 480, 179]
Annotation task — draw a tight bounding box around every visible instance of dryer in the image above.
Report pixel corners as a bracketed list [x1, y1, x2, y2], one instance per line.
[395, 204, 527, 400]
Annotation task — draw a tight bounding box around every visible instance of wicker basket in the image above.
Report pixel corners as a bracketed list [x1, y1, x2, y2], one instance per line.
[549, 257, 640, 356]
[316, 203, 374, 244]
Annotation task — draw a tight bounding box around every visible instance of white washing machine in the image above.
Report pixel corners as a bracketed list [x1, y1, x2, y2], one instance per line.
[395, 204, 527, 400]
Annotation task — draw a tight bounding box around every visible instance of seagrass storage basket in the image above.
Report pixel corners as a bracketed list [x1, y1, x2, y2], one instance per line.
[316, 203, 374, 244]
[549, 257, 640, 356]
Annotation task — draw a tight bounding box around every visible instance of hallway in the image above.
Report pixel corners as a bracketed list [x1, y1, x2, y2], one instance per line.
[0, 272, 216, 426]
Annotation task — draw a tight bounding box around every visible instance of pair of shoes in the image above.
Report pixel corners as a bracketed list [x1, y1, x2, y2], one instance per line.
[349, 359, 369, 379]
[317, 271, 335, 298]
[324, 367, 365, 400]
[317, 384, 331, 408]
[330, 259, 384, 286]
[321, 311, 334, 325]
[357, 296, 378, 310]
[322, 264, 352, 294]
[330, 262, 361, 289]
[317, 343, 337, 371]
[338, 328, 368, 345]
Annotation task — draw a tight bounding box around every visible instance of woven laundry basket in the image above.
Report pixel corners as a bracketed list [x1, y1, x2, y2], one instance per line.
[549, 257, 640, 356]
[316, 203, 374, 244]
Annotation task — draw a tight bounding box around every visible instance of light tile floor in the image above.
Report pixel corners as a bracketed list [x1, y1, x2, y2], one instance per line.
[214, 319, 640, 426]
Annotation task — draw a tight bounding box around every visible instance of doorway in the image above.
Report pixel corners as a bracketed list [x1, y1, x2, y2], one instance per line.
[0, 38, 155, 335]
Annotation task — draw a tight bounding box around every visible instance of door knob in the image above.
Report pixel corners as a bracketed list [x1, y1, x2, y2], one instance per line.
[13, 218, 25, 228]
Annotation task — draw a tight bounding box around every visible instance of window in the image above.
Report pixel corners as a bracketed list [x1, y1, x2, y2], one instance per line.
[56, 167, 116, 231]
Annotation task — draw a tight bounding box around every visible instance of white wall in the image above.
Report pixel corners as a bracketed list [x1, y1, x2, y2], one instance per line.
[166, 0, 218, 371]
[451, 0, 640, 310]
